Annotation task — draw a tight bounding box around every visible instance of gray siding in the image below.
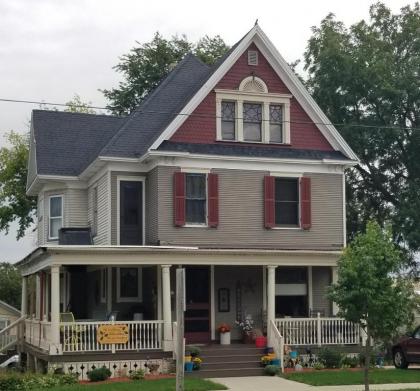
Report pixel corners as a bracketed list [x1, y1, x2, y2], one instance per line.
[93, 173, 110, 245]
[146, 168, 159, 245]
[312, 266, 332, 316]
[37, 196, 44, 246]
[156, 166, 344, 250]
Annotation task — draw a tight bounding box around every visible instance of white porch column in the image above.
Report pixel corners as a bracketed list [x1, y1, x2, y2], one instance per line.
[331, 266, 339, 316]
[21, 277, 27, 317]
[35, 274, 41, 320]
[161, 265, 172, 351]
[267, 265, 277, 346]
[50, 265, 62, 355]
[308, 266, 313, 315]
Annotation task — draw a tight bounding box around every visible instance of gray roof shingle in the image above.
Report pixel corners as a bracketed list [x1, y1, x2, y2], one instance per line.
[158, 141, 350, 161]
[32, 110, 124, 176]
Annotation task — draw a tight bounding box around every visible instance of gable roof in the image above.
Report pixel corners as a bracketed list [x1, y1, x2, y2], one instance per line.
[0, 300, 20, 316]
[149, 25, 358, 161]
[31, 110, 124, 177]
[99, 54, 211, 158]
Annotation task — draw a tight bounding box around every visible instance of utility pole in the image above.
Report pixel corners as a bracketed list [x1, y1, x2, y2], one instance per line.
[176, 268, 185, 391]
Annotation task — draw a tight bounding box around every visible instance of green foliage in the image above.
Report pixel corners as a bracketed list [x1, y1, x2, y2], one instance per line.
[64, 94, 96, 114]
[0, 372, 77, 391]
[264, 364, 280, 376]
[102, 32, 229, 115]
[87, 367, 111, 382]
[187, 345, 201, 357]
[318, 347, 344, 368]
[0, 132, 36, 239]
[128, 369, 145, 381]
[304, 3, 420, 257]
[313, 361, 325, 370]
[0, 262, 21, 309]
[342, 355, 359, 368]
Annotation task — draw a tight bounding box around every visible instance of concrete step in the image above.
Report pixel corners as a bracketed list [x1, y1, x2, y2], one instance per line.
[187, 367, 265, 378]
[201, 360, 261, 370]
[201, 354, 262, 363]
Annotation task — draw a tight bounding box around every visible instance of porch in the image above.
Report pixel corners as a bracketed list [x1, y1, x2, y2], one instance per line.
[8, 246, 362, 363]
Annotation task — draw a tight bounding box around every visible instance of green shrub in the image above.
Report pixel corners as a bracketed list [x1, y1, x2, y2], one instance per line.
[313, 361, 325, 370]
[187, 345, 201, 357]
[87, 367, 111, 382]
[0, 372, 77, 391]
[129, 369, 145, 380]
[359, 352, 376, 367]
[264, 365, 280, 376]
[342, 355, 359, 368]
[318, 348, 344, 369]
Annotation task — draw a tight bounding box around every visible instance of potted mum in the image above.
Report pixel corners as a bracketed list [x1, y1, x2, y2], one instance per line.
[235, 316, 254, 344]
[218, 323, 231, 345]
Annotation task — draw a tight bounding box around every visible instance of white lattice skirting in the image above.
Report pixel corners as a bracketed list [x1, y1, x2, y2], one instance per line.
[49, 358, 174, 381]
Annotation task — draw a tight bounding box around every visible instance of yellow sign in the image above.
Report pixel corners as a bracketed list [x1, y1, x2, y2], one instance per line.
[97, 324, 129, 344]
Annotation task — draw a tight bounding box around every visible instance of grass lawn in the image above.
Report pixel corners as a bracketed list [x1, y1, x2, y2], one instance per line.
[284, 369, 420, 386]
[34, 378, 227, 391]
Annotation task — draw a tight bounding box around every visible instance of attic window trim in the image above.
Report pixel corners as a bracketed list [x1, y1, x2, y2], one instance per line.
[248, 50, 259, 66]
[215, 90, 291, 145]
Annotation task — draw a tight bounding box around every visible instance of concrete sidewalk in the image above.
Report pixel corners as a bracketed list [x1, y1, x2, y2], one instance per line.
[212, 376, 420, 391]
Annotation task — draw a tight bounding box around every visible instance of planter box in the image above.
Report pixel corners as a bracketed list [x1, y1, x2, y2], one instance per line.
[220, 331, 231, 345]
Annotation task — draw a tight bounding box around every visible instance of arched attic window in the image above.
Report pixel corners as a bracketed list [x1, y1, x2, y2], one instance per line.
[238, 76, 268, 94]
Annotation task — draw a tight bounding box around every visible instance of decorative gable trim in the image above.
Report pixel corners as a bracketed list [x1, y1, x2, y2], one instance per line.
[149, 25, 358, 162]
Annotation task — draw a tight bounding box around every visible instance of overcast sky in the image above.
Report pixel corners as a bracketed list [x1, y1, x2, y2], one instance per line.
[0, 0, 415, 263]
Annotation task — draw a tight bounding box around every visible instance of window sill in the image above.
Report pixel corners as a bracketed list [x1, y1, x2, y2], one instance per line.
[183, 224, 208, 228]
[271, 226, 302, 230]
[216, 139, 291, 146]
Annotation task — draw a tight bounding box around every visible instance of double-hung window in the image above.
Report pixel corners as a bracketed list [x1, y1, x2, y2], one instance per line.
[117, 267, 142, 302]
[243, 103, 262, 142]
[275, 178, 299, 226]
[269, 104, 283, 143]
[221, 101, 236, 140]
[49, 195, 63, 240]
[185, 173, 207, 225]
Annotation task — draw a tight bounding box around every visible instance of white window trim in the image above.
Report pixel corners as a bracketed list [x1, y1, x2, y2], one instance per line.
[184, 172, 209, 227]
[116, 176, 146, 245]
[48, 194, 63, 241]
[116, 267, 143, 303]
[271, 176, 302, 230]
[216, 89, 291, 144]
[92, 185, 98, 238]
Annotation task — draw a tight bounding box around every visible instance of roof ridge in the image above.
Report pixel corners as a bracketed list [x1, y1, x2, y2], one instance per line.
[32, 109, 123, 119]
[99, 54, 210, 157]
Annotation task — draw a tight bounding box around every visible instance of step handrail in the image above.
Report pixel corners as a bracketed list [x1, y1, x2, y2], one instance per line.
[0, 316, 25, 336]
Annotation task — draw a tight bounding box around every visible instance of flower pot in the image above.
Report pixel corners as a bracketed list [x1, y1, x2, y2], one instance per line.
[255, 336, 267, 348]
[242, 332, 254, 344]
[220, 331, 231, 345]
[184, 356, 192, 362]
[185, 362, 194, 372]
[271, 359, 281, 367]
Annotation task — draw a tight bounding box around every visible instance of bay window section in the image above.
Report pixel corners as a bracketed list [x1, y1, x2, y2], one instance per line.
[185, 173, 207, 225]
[243, 103, 262, 142]
[49, 195, 63, 240]
[269, 104, 283, 143]
[275, 178, 299, 226]
[221, 101, 236, 140]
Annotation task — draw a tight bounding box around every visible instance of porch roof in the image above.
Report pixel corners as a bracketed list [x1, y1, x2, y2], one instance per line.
[17, 245, 341, 276]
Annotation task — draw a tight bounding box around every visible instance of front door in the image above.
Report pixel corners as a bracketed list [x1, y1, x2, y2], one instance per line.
[119, 180, 143, 245]
[185, 267, 210, 343]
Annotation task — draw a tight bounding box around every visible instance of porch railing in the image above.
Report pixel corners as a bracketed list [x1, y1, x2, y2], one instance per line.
[60, 320, 164, 353]
[0, 316, 25, 353]
[275, 315, 360, 346]
[25, 318, 51, 352]
[269, 320, 284, 372]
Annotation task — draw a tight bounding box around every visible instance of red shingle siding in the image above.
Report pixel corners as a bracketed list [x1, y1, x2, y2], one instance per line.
[170, 43, 334, 151]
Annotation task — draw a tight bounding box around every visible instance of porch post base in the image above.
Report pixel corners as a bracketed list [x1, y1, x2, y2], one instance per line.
[49, 344, 63, 355]
[162, 340, 173, 352]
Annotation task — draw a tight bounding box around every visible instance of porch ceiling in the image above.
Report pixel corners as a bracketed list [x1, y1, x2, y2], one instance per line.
[17, 245, 341, 276]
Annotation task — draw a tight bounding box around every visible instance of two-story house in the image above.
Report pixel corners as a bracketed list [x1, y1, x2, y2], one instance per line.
[10, 24, 360, 377]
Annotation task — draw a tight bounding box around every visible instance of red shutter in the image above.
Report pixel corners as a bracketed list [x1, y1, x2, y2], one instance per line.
[207, 173, 219, 228]
[174, 172, 186, 227]
[300, 177, 311, 230]
[264, 176, 275, 228]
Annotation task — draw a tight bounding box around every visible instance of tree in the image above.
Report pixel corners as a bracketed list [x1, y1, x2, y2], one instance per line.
[304, 3, 420, 258]
[0, 132, 36, 239]
[0, 96, 96, 239]
[102, 33, 229, 115]
[329, 221, 417, 391]
[0, 262, 22, 309]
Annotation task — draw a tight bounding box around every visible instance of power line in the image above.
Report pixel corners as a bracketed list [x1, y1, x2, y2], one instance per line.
[0, 97, 417, 132]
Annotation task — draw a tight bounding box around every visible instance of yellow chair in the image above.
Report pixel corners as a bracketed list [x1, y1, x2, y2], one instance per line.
[60, 312, 84, 351]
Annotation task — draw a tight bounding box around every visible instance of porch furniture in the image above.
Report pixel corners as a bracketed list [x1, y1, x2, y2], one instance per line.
[107, 311, 119, 321]
[60, 312, 85, 352]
